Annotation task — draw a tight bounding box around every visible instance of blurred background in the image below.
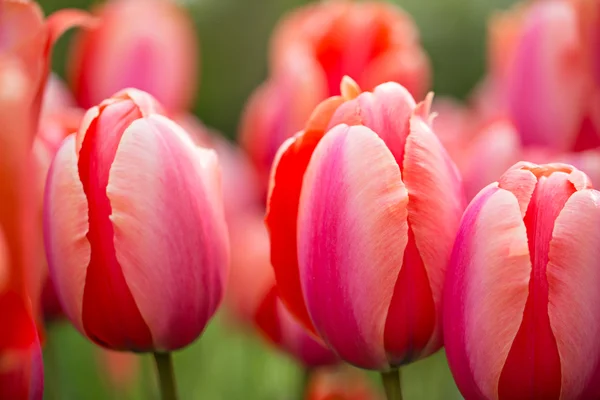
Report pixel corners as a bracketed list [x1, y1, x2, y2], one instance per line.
[38, 0, 516, 398]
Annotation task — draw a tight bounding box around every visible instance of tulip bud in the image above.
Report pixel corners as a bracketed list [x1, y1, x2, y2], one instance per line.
[44, 89, 229, 352]
[266, 78, 465, 370]
[240, 0, 430, 182]
[444, 162, 600, 399]
[68, 0, 199, 113]
[227, 214, 337, 368]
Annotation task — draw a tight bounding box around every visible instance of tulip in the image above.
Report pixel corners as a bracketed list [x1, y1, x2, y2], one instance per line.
[484, 0, 600, 151]
[68, 0, 199, 113]
[240, 0, 430, 182]
[0, 57, 44, 400]
[44, 89, 229, 398]
[0, 0, 91, 137]
[266, 77, 464, 399]
[444, 162, 600, 400]
[227, 214, 337, 369]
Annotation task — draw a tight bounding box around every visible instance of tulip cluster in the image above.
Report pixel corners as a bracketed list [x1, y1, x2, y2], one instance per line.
[3, 0, 600, 399]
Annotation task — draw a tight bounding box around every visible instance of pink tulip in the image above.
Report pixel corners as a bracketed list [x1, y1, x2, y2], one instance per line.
[484, 0, 600, 152]
[444, 162, 600, 399]
[43, 89, 229, 352]
[68, 0, 199, 113]
[507, 1, 590, 150]
[240, 0, 430, 182]
[227, 214, 337, 368]
[266, 77, 465, 370]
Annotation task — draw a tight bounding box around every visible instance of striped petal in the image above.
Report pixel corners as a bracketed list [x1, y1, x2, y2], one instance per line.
[547, 189, 600, 399]
[395, 114, 465, 357]
[265, 96, 345, 334]
[297, 124, 408, 369]
[444, 185, 531, 399]
[108, 115, 229, 351]
[44, 134, 90, 333]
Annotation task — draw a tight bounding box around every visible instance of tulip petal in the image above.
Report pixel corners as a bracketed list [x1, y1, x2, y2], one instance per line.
[398, 115, 465, 355]
[297, 124, 409, 369]
[277, 298, 338, 368]
[78, 101, 152, 351]
[44, 135, 90, 333]
[108, 115, 229, 351]
[265, 107, 339, 333]
[547, 189, 600, 399]
[46, 9, 95, 48]
[498, 172, 572, 399]
[444, 185, 531, 399]
[327, 82, 416, 166]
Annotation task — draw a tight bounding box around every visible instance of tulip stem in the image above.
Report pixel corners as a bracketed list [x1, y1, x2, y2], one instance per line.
[153, 352, 178, 400]
[381, 368, 403, 400]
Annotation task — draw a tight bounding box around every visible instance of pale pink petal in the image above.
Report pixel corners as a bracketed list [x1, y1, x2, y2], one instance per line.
[44, 134, 90, 333]
[401, 114, 465, 355]
[444, 185, 531, 399]
[507, 0, 587, 151]
[327, 82, 416, 165]
[297, 124, 409, 369]
[108, 115, 229, 351]
[547, 189, 600, 399]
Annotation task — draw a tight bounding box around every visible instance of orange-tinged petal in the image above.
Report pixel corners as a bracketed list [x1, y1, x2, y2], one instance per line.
[265, 99, 342, 333]
[547, 189, 600, 399]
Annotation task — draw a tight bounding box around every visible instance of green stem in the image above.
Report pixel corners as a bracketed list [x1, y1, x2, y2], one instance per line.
[380, 368, 403, 400]
[153, 352, 178, 400]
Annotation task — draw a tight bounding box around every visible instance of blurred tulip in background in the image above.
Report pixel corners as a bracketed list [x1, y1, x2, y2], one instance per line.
[68, 0, 199, 114]
[240, 0, 431, 184]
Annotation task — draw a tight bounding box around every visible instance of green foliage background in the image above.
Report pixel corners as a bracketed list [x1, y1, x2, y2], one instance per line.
[38, 0, 516, 398]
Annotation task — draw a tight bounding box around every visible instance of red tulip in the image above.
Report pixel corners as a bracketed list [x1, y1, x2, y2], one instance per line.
[240, 0, 430, 181]
[68, 0, 199, 113]
[266, 77, 464, 369]
[445, 162, 600, 399]
[306, 367, 383, 400]
[44, 89, 229, 352]
[227, 214, 337, 368]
